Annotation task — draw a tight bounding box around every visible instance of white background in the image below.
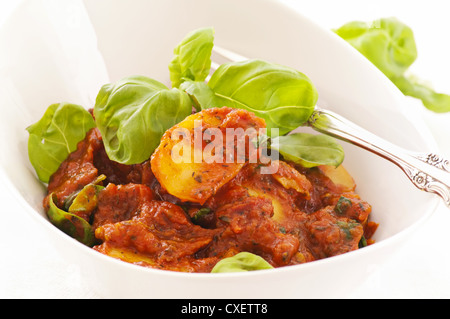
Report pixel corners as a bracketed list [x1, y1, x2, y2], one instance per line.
[1, 0, 450, 298]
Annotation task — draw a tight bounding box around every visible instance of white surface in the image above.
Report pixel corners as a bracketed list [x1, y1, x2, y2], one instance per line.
[1, 0, 449, 299]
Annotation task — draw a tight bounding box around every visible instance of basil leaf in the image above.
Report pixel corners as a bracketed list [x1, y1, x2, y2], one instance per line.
[179, 80, 219, 112]
[63, 174, 106, 210]
[335, 18, 417, 79]
[270, 133, 345, 168]
[211, 252, 274, 273]
[335, 17, 450, 113]
[168, 27, 214, 88]
[334, 196, 353, 215]
[27, 103, 96, 183]
[393, 75, 450, 113]
[202, 59, 318, 136]
[94, 75, 192, 164]
[47, 193, 96, 247]
[191, 207, 212, 223]
[68, 184, 104, 213]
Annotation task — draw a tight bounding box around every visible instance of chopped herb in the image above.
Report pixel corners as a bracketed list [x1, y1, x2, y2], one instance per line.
[192, 207, 212, 223]
[336, 220, 359, 240]
[359, 235, 368, 248]
[334, 196, 352, 215]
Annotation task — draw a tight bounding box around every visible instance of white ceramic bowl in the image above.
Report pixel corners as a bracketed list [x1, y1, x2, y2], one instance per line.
[0, 0, 440, 298]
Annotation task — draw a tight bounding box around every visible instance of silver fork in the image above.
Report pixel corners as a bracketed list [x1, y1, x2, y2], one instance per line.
[211, 46, 450, 207]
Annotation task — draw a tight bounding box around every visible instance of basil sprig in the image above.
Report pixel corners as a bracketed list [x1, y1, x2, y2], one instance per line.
[335, 17, 450, 113]
[28, 27, 345, 186]
[172, 27, 343, 166]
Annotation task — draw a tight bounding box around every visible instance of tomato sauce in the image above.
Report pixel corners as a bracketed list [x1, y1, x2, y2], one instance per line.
[44, 112, 378, 273]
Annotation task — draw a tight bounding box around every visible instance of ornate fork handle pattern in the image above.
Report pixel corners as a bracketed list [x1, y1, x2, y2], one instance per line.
[407, 153, 450, 205]
[308, 108, 450, 207]
[415, 153, 450, 172]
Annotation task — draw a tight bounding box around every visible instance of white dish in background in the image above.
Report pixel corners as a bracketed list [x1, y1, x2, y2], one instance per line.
[0, 0, 440, 298]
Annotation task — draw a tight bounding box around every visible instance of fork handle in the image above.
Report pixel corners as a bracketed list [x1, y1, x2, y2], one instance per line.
[308, 108, 450, 207]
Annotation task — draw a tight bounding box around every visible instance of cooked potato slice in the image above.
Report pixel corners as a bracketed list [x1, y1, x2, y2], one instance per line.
[246, 187, 285, 222]
[151, 107, 266, 204]
[212, 162, 310, 223]
[318, 165, 356, 192]
[272, 161, 312, 198]
[248, 161, 312, 222]
[97, 244, 157, 266]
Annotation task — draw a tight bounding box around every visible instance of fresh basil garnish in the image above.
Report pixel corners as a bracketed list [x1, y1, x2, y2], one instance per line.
[270, 133, 345, 168]
[211, 252, 274, 273]
[187, 59, 318, 136]
[93, 75, 192, 164]
[335, 17, 450, 113]
[26, 102, 95, 183]
[169, 27, 214, 88]
[47, 193, 96, 247]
